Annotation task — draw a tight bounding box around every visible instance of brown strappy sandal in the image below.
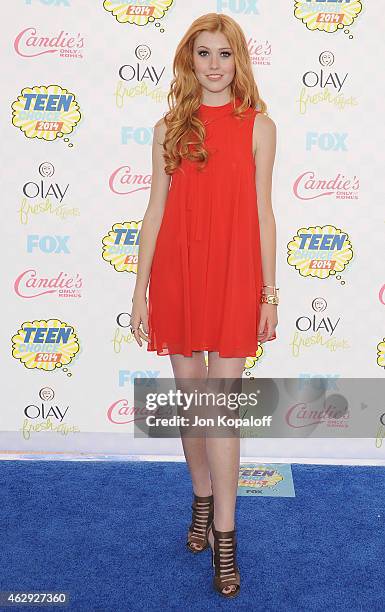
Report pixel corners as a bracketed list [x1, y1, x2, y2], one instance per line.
[208, 522, 241, 598]
[186, 493, 214, 553]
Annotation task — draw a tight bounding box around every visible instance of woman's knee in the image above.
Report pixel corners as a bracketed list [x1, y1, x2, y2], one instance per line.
[170, 350, 207, 379]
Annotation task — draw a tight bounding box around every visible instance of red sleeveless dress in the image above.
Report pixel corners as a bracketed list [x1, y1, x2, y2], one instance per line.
[147, 96, 276, 357]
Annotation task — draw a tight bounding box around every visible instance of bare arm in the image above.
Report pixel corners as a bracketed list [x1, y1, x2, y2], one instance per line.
[253, 113, 277, 289]
[253, 113, 278, 342]
[133, 117, 171, 301]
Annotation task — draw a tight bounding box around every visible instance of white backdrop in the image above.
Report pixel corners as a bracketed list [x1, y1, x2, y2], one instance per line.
[1, 1, 384, 463]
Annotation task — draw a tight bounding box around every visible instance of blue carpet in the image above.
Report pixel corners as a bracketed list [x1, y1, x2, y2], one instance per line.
[0, 461, 384, 612]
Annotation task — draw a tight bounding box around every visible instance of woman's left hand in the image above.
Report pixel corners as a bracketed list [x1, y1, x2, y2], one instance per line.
[257, 303, 278, 343]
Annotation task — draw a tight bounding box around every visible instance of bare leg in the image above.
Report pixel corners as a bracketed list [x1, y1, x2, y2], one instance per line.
[169, 351, 211, 551]
[206, 351, 245, 595]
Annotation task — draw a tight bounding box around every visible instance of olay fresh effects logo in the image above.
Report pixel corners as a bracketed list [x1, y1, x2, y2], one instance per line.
[22, 387, 80, 440]
[287, 225, 353, 279]
[294, 0, 362, 34]
[113, 312, 142, 353]
[109, 166, 151, 194]
[303, 52, 347, 91]
[293, 171, 359, 200]
[104, 0, 173, 26]
[12, 319, 80, 371]
[116, 45, 168, 107]
[291, 298, 349, 358]
[119, 52, 165, 86]
[247, 38, 271, 66]
[11, 85, 81, 145]
[14, 27, 84, 59]
[299, 52, 357, 114]
[102, 221, 141, 272]
[296, 298, 341, 336]
[19, 162, 79, 225]
[14, 270, 83, 299]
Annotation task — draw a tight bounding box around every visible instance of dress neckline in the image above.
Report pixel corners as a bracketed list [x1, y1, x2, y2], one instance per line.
[198, 97, 242, 120]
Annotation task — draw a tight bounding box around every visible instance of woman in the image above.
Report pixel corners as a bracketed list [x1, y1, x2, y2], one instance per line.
[130, 12, 278, 598]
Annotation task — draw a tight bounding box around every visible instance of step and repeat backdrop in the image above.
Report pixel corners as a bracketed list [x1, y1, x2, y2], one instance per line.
[2, 1, 384, 460]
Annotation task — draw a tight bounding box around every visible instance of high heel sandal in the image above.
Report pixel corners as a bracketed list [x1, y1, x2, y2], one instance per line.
[186, 493, 214, 553]
[208, 522, 241, 598]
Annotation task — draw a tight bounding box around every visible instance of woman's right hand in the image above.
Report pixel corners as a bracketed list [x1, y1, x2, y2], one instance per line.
[130, 294, 150, 347]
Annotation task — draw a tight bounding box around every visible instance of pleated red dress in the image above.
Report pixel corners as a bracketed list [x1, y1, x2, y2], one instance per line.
[147, 96, 276, 358]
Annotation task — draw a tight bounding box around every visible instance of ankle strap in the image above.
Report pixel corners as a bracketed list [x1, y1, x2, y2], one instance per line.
[193, 493, 214, 502]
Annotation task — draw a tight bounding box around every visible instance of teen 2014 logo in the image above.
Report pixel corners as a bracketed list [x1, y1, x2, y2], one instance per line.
[287, 225, 353, 279]
[102, 221, 141, 272]
[103, 0, 174, 26]
[12, 319, 80, 371]
[11, 85, 81, 143]
[294, 0, 362, 34]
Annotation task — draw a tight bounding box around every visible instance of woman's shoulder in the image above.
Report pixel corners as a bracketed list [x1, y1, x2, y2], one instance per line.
[252, 111, 276, 130]
[153, 116, 167, 145]
[154, 116, 166, 129]
[252, 112, 277, 155]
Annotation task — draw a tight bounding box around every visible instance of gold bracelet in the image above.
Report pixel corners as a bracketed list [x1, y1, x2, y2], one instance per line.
[261, 293, 279, 305]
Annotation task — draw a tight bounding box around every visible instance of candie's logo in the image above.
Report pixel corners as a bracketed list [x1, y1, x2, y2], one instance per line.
[293, 171, 359, 200]
[103, 0, 174, 26]
[11, 85, 81, 144]
[14, 27, 84, 59]
[102, 221, 141, 272]
[294, 0, 362, 34]
[287, 225, 353, 278]
[12, 319, 80, 371]
[109, 165, 152, 195]
[14, 270, 83, 299]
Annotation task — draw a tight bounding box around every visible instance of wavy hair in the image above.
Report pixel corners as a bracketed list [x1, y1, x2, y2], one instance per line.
[162, 12, 268, 175]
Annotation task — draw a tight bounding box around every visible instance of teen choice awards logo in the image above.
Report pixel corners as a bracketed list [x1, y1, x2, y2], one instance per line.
[11, 85, 81, 143]
[238, 465, 283, 489]
[287, 225, 353, 279]
[103, 0, 174, 26]
[12, 319, 80, 371]
[377, 339, 385, 369]
[294, 0, 362, 34]
[102, 221, 141, 272]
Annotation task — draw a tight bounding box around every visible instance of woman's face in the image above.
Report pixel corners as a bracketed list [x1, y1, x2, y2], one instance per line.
[192, 30, 235, 97]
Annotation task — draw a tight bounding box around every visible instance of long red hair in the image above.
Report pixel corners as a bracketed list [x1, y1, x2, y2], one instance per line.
[162, 12, 268, 174]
